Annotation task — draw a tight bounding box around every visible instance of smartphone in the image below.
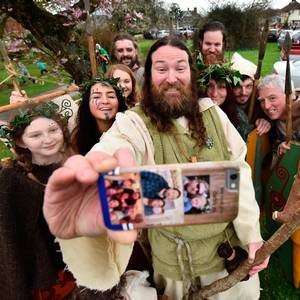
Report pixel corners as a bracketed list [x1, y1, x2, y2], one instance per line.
[97, 161, 240, 231]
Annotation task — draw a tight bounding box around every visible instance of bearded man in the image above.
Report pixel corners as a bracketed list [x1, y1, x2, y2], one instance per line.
[44, 37, 268, 300]
[198, 21, 226, 64]
[111, 33, 144, 86]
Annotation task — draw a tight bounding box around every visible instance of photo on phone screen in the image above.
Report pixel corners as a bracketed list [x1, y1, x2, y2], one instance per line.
[140, 168, 183, 226]
[182, 175, 211, 215]
[103, 172, 144, 226]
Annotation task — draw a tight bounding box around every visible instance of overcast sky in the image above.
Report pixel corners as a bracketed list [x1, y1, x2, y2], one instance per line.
[163, 0, 292, 13]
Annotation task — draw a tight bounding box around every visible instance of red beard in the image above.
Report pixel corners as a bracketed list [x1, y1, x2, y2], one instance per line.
[203, 52, 225, 65]
[151, 81, 196, 118]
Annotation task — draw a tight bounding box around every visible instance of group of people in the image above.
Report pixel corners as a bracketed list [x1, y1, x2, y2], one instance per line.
[1, 19, 299, 300]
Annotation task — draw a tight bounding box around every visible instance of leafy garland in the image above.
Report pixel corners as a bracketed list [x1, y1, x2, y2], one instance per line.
[82, 75, 124, 99]
[196, 53, 242, 95]
[0, 102, 63, 148]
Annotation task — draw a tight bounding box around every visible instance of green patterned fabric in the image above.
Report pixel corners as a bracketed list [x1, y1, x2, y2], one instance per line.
[265, 141, 300, 283]
[131, 105, 239, 280]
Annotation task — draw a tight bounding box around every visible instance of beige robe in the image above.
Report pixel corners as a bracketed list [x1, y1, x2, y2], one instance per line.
[58, 98, 262, 297]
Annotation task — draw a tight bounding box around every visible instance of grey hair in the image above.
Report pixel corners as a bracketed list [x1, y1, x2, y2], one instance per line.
[257, 74, 285, 93]
[257, 74, 295, 93]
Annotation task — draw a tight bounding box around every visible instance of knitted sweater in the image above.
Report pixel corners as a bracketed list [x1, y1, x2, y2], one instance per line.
[0, 161, 64, 300]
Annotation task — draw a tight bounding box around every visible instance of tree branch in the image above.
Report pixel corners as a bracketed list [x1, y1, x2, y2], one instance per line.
[1, 0, 92, 83]
[188, 171, 300, 300]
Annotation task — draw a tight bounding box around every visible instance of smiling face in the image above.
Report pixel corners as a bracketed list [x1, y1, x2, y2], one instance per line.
[112, 69, 133, 98]
[191, 195, 207, 209]
[89, 83, 119, 122]
[233, 78, 254, 105]
[151, 45, 192, 117]
[201, 31, 224, 64]
[19, 117, 64, 165]
[206, 79, 227, 106]
[114, 39, 137, 68]
[258, 86, 286, 120]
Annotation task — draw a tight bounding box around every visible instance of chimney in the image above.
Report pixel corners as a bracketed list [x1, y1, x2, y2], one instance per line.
[193, 7, 197, 14]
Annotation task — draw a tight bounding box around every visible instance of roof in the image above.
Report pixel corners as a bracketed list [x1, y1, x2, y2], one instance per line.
[281, 0, 300, 12]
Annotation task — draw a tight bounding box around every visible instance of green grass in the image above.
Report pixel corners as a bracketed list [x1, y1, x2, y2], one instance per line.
[0, 58, 72, 106]
[0, 140, 13, 160]
[138, 39, 156, 64]
[227, 42, 280, 77]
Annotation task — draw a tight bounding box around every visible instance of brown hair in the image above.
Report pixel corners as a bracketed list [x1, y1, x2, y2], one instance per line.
[105, 64, 140, 108]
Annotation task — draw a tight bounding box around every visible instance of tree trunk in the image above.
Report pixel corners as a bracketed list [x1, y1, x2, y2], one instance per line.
[1, 0, 92, 84]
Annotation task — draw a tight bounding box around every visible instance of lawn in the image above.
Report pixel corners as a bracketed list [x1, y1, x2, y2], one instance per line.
[0, 58, 72, 106]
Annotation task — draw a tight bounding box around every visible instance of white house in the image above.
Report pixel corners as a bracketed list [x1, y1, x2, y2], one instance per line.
[280, 0, 300, 28]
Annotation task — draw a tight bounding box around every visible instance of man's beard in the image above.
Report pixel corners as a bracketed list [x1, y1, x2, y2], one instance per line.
[151, 81, 196, 119]
[203, 51, 224, 64]
[120, 55, 137, 69]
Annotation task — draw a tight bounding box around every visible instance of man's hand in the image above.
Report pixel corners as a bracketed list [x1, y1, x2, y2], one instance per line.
[9, 90, 28, 104]
[255, 118, 271, 136]
[248, 241, 269, 276]
[43, 148, 137, 244]
[277, 141, 291, 156]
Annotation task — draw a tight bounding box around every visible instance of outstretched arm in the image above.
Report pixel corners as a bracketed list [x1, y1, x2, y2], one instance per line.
[43, 148, 137, 243]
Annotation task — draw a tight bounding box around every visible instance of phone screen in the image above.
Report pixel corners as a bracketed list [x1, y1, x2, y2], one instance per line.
[98, 165, 239, 230]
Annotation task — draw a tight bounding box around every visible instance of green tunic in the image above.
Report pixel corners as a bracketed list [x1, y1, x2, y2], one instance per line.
[131, 105, 240, 281]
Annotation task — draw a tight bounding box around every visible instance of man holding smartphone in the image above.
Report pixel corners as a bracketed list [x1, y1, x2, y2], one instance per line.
[44, 37, 268, 300]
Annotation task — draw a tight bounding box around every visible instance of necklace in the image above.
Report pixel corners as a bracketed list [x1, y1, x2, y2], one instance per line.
[172, 134, 214, 163]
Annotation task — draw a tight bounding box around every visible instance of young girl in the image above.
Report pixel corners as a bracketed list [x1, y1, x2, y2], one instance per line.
[0, 102, 76, 299]
[105, 64, 140, 108]
[71, 77, 127, 155]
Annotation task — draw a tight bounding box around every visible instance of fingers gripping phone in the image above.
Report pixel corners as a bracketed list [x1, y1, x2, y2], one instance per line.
[97, 161, 240, 231]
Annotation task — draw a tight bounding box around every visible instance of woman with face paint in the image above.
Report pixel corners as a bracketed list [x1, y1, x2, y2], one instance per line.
[0, 103, 80, 299]
[105, 64, 141, 108]
[71, 78, 127, 155]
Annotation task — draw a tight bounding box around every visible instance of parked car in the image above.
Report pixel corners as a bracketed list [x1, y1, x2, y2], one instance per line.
[273, 60, 300, 90]
[277, 30, 294, 49]
[143, 31, 155, 39]
[268, 28, 280, 42]
[157, 30, 169, 38]
[177, 26, 194, 38]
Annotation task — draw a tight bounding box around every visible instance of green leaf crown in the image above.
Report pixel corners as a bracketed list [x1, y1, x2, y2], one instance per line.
[82, 75, 124, 99]
[196, 53, 241, 95]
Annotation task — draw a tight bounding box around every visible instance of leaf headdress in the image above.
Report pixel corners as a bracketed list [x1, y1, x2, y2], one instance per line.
[82, 75, 124, 100]
[196, 53, 241, 95]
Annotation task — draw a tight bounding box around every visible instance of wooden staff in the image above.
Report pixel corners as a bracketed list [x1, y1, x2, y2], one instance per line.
[283, 32, 293, 142]
[0, 40, 22, 94]
[247, 20, 269, 122]
[84, 0, 97, 79]
[188, 172, 300, 299]
[0, 85, 79, 113]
